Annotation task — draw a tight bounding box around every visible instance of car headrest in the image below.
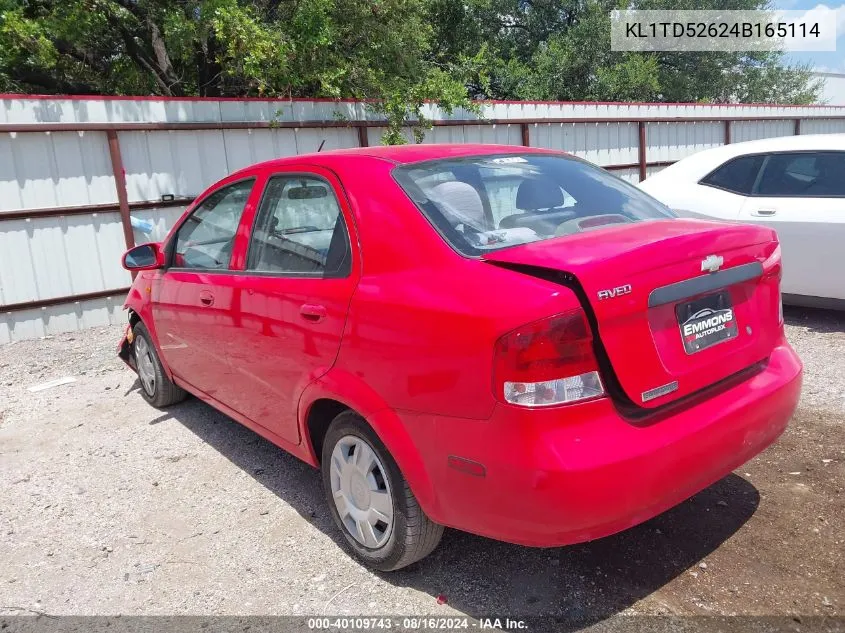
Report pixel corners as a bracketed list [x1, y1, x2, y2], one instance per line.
[515, 177, 564, 210]
[427, 181, 487, 230]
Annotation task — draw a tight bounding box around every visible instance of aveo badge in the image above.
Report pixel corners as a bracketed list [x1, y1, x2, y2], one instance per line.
[680, 307, 737, 353]
[597, 284, 632, 301]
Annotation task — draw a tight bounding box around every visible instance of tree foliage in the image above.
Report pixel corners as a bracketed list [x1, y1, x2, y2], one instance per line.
[0, 0, 823, 144]
[430, 0, 821, 104]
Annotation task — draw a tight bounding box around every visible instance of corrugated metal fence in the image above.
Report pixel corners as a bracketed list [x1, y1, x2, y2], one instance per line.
[2, 95, 845, 343]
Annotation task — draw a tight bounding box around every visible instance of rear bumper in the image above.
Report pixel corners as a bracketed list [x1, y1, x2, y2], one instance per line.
[418, 342, 802, 546]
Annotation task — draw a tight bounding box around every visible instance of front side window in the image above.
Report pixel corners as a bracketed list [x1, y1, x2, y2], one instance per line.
[393, 154, 674, 256]
[700, 154, 765, 195]
[173, 179, 254, 269]
[247, 175, 351, 276]
[756, 151, 845, 197]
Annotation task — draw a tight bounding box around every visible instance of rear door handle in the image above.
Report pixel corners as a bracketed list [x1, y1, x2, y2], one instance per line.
[300, 304, 327, 322]
[199, 290, 215, 306]
[752, 208, 777, 217]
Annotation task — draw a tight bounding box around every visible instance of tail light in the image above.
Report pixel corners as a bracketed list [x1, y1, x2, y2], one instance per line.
[493, 310, 605, 407]
[763, 244, 783, 324]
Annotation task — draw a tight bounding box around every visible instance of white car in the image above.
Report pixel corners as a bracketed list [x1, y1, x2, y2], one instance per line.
[639, 134, 845, 308]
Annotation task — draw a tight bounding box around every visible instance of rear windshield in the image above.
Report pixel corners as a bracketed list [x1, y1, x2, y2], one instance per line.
[393, 153, 675, 256]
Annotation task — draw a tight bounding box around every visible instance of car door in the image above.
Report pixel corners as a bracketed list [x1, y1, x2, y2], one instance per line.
[152, 177, 258, 398]
[214, 167, 359, 445]
[738, 151, 845, 301]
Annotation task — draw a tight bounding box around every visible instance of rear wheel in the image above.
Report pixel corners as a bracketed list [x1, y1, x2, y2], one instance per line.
[133, 321, 186, 408]
[321, 411, 443, 571]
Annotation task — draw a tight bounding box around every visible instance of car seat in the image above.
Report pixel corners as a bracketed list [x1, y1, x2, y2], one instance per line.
[498, 177, 575, 235]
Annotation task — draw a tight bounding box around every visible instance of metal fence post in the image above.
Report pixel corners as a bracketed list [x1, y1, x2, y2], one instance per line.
[106, 130, 135, 252]
[637, 122, 647, 182]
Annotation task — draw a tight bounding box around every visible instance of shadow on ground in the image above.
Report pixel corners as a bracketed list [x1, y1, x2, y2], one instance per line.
[784, 305, 845, 334]
[129, 379, 760, 626]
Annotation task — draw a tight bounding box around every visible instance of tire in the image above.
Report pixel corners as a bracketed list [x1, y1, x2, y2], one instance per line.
[321, 411, 443, 571]
[132, 321, 187, 408]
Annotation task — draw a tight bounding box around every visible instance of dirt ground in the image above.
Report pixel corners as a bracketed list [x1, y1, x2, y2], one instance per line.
[0, 307, 843, 626]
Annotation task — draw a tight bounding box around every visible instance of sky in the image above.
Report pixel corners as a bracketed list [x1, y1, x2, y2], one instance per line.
[778, 0, 845, 70]
[775, 0, 845, 102]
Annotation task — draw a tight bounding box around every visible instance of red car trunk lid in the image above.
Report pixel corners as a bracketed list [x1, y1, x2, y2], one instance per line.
[483, 219, 782, 408]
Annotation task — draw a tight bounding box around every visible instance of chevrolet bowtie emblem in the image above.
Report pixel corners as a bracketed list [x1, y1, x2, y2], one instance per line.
[701, 254, 724, 273]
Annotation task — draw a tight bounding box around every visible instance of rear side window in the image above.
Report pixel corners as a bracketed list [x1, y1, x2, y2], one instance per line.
[393, 153, 674, 257]
[756, 152, 845, 197]
[700, 155, 765, 195]
[247, 175, 351, 276]
[173, 179, 255, 269]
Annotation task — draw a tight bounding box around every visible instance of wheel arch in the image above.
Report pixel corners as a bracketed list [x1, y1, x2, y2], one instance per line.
[305, 398, 350, 466]
[127, 307, 142, 328]
[124, 291, 175, 380]
[298, 371, 441, 521]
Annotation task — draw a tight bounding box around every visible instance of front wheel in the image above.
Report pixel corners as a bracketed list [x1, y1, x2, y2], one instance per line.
[321, 411, 443, 571]
[132, 321, 186, 408]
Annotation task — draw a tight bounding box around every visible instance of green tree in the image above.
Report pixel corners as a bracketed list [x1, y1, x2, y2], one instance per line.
[0, 0, 476, 142]
[0, 0, 824, 146]
[430, 0, 821, 104]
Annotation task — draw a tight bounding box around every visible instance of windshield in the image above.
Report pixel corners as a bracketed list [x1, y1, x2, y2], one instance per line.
[393, 153, 675, 256]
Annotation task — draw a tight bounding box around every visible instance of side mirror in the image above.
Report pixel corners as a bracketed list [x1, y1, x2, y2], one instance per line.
[122, 243, 164, 271]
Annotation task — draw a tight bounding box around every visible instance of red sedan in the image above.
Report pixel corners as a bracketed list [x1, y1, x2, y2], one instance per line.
[118, 144, 802, 571]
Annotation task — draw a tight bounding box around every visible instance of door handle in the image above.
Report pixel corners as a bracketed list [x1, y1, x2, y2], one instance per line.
[300, 304, 327, 322]
[199, 290, 215, 307]
[752, 208, 777, 217]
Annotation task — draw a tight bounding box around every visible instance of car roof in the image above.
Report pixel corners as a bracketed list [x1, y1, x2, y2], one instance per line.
[233, 143, 562, 175]
[696, 133, 844, 157]
[641, 133, 845, 184]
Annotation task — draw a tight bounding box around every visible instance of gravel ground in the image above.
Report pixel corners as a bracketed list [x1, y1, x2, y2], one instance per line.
[0, 307, 843, 624]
